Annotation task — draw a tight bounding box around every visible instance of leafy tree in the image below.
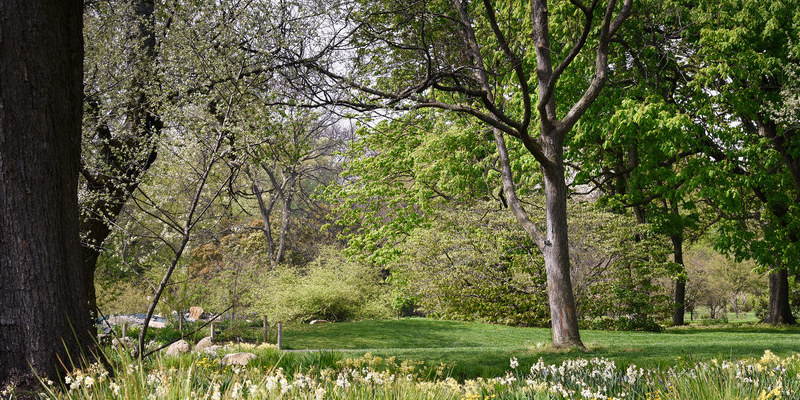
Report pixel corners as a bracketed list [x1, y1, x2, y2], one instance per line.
[691, 0, 800, 324]
[392, 202, 550, 326]
[304, 0, 633, 347]
[567, 0, 727, 326]
[235, 109, 348, 267]
[326, 112, 500, 266]
[82, 0, 322, 319]
[81, 0, 162, 320]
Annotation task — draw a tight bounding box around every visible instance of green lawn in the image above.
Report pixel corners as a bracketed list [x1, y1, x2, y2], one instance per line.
[279, 318, 800, 379]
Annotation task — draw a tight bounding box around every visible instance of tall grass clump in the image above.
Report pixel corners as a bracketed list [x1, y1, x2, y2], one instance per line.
[11, 347, 799, 400]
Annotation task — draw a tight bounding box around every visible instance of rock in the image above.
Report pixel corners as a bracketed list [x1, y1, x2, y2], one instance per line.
[310, 319, 330, 324]
[194, 336, 214, 352]
[165, 340, 191, 356]
[202, 345, 222, 354]
[148, 320, 166, 328]
[189, 306, 204, 320]
[107, 315, 143, 326]
[221, 352, 257, 366]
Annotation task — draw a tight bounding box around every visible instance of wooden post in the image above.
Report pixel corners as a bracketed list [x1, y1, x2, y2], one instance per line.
[178, 311, 183, 337]
[122, 322, 128, 338]
[210, 322, 216, 342]
[277, 322, 282, 350]
[262, 315, 268, 343]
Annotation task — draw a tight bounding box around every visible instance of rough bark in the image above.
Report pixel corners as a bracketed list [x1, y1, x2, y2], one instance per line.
[0, 0, 92, 388]
[542, 153, 583, 347]
[767, 265, 796, 325]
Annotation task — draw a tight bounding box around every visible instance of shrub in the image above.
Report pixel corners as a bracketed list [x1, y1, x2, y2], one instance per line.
[252, 246, 392, 322]
[391, 201, 671, 329]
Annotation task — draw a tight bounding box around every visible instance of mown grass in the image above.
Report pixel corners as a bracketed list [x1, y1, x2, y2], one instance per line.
[279, 318, 800, 379]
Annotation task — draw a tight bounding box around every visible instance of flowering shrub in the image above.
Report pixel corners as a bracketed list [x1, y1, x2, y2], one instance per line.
[7, 350, 799, 400]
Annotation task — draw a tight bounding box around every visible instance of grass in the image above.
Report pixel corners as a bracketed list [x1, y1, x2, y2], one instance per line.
[278, 318, 800, 379]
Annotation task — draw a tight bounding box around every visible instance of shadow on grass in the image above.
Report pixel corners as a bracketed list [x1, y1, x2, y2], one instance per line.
[664, 325, 800, 335]
[275, 319, 800, 380]
[283, 318, 540, 350]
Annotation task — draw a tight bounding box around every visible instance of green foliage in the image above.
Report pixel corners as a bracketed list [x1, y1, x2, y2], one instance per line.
[391, 202, 549, 326]
[324, 111, 504, 266]
[568, 203, 672, 331]
[95, 281, 150, 315]
[690, 0, 800, 272]
[251, 246, 391, 323]
[388, 199, 671, 329]
[390, 294, 419, 318]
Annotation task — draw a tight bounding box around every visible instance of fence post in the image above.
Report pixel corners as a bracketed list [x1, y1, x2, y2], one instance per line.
[263, 315, 268, 343]
[277, 322, 282, 350]
[210, 322, 216, 342]
[122, 322, 128, 338]
[178, 311, 183, 337]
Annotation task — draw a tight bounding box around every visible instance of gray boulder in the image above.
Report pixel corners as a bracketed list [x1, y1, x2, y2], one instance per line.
[221, 352, 257, 366]
[202, 345, 222, 354]
[165, 339, 191, 356]
[194, 336, 214, 352]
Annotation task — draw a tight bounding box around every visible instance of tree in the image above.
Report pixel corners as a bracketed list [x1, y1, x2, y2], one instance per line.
[299, 0, 632, 348]
[692, 0, 800, 324]
[567, 0, 727, 327]
[238, 109, 346, 267]
[0, 0, 92, 390]
[81, 0, 162, 321]
[81, 0, 312, 318]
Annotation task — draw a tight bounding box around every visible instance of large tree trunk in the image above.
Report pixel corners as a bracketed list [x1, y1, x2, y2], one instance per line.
[542, 158, 583, 347]
[767, 264, 795, 324]
[493, 130, 583, 348]
[0, 0, 92, 389]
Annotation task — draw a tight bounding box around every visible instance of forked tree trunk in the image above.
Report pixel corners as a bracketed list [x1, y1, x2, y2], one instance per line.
[494, 130, 583, 348]
[0, 0, 91, 388]
[767, 265, 795, 324]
